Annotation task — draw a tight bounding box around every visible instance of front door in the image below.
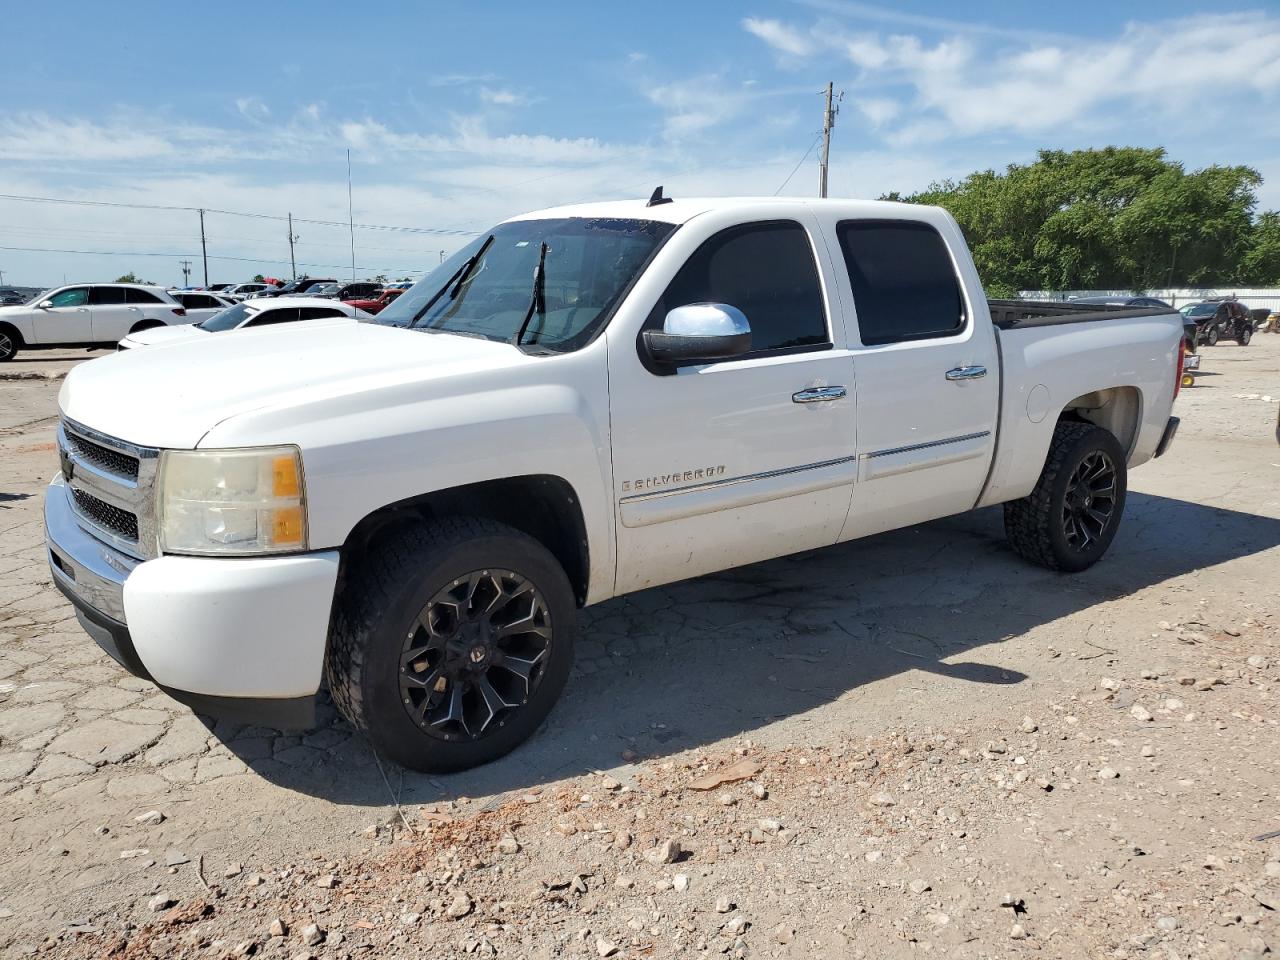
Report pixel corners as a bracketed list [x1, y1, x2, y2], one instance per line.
[31, 286, 92, 343]
[608, 215, 857, 593]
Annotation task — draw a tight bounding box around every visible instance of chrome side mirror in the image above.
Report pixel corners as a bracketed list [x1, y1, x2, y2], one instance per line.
[642, 303, 751, 366]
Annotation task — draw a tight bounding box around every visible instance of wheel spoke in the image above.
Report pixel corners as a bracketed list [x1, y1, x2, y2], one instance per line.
[402, 666, 443, 691]
[493, 651, 545, 696]
[497, 604, 551, 640]
[431, 683, 467, 733]
[474, 675, 515, 733]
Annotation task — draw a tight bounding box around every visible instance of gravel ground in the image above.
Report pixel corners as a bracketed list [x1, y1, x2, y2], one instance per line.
[0, 336, 1277, 959]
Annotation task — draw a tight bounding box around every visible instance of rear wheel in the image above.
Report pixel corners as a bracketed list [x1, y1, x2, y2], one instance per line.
[1238, 325, 1252, 346]
[1004, 421, 1127, 573]
[0, 325, 18, 362]
[327, 517, 576, 773]
[1205, 325, 1219, 346]
[128, 320, 164, 335]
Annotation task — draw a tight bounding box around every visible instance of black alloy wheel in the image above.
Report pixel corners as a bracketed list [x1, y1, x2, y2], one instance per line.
[0, 329, 15, 361]
[1060, 450, 1118, 553]
[399, 569, 553, 741]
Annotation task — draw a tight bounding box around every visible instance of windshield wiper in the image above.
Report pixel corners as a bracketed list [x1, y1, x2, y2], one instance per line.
[513, 241, 549, 347]
[409, 234, 494, 329]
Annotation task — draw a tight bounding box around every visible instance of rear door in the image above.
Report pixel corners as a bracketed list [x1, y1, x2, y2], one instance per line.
[608, 212, 857, 593]
[821, 216, 1000, 539]
[32, 286, 92, 343]
[88, 286, 133, 341]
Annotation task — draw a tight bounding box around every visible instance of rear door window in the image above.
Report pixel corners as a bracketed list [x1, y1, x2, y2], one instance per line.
[248, 307, 302, 326]
[647, 220, 829, 356]
[299, 307, 346, 320]
[836, 220, 965, 345]
[89, 287, 127, 305]
[125, 288, 164, 304]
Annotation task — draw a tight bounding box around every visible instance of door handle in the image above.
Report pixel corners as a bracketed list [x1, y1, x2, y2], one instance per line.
[945, 365, 987, 382]
[792, 385, 847, 403]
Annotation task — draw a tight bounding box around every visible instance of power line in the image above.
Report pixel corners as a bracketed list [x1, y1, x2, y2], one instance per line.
[0, 244, 425, 274]
[0, 192, 479, 237]
[774, 133, 823, 196]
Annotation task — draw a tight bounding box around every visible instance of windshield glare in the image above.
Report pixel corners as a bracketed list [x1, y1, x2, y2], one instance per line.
[372, 217, 675, 351]
[197, 302, 254, 332]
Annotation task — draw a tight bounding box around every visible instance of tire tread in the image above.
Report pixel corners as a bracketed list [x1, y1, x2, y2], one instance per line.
[1003, 421, 1102, 571]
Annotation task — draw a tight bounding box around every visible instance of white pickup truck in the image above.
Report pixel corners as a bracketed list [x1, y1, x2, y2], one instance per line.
[45, 196, 1185, 772]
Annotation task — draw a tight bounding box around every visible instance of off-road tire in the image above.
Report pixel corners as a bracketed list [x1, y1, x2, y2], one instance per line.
[0, 325, 19, 362]
[326, 517, 577, 773]
[1003, 421, 1127, 573]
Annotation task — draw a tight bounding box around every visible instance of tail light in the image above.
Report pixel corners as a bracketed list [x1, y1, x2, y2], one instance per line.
[171, 307, 186, 317]
[1173, 336, 1186, 399]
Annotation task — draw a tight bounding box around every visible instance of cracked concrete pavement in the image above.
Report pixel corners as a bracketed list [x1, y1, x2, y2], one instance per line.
[0, 337, 1277, 953]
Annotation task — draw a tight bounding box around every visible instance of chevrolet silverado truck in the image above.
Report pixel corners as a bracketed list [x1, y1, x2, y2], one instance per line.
[45, 196, 1185, 772]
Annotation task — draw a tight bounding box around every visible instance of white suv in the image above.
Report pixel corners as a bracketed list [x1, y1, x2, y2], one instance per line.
[0, 283, 191, 361]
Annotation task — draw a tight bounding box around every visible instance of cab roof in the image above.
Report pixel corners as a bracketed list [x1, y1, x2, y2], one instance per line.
[504, 195, 938, 226]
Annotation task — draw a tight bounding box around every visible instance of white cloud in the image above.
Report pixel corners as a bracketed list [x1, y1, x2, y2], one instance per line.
[235, 97, 270, 122]
[479, 87, 537, 107]
[743, 10, 1280, 140]
[742, 17, 815, 57]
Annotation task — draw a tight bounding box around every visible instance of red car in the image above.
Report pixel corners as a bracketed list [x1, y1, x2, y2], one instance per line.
[342, 288, 404, 315]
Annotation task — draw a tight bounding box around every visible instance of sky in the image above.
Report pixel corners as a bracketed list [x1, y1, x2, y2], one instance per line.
[1, 0, 1278, 288]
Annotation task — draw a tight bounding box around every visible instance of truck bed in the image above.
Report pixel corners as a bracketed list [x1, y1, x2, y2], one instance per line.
[988, 299, 1170, 330]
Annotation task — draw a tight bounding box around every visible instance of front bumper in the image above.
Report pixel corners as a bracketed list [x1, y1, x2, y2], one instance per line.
[45, 475, 339, 728]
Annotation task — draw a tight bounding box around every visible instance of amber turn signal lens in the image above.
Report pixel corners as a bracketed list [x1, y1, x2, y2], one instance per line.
[272, 455, 301, 498]
[270, 506, 305, 546]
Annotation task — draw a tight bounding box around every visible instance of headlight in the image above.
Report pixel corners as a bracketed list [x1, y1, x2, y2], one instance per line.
[158, 446, 307, 556]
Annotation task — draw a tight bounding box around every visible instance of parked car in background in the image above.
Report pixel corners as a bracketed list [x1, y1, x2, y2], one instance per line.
[0, 283, 191, 360]
[256, 277, 337, 298]
[0, 288, 29, 305]
[1069, 295, 1172, 309]
[343, 287, 404, 315]
[307, 282, 342, 299]
[335, 281, 382, 301]
[118, 296, 370, 349]
[202, 283, 234, 294]
[169, 291, 235, 325]
[1180, 299, 1254, 346]
[223, 282, 274, 301]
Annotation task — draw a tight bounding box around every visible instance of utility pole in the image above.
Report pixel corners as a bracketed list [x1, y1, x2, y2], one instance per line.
[198, 208, 209, 286]
[287, 212, 298, 280]
[346, 150, 357, 281]
[818, 81, 841, 198]
[179, 259, 192, 287]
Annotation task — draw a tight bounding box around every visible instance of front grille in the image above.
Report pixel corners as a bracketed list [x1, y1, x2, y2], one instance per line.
[71, 488, 139, 542]
[65, 431, 139, 479]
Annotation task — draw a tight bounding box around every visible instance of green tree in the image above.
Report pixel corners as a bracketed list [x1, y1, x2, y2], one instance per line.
[253, 274, 265, 283]
[892, 147, 1272, 292]
[115, 272, 139, 283]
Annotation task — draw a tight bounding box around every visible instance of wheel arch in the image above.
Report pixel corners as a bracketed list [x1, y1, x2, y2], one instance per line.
[0, 320, 24, 346]
[128, 319, 165, 334]
[1057, 385, 1142, 460]
[338, 474, 591, 606]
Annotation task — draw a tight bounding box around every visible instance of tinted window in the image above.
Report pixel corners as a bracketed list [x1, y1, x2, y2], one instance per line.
[89, 287, 127, 305]
[125, 288, 163, 304]
[48, 287, 88, 307]
[248, 307, 302, 326]
[299, 307, 345, 321]
[647, 220, 828, 354]
[837, 221, 964, 345]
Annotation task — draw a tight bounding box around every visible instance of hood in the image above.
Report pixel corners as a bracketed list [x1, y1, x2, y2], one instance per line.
[121, 324, 208, 348]
[59, 321, 530, 448]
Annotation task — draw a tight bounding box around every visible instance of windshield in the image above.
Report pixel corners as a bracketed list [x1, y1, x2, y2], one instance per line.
[197, 302, 255, 332]
[25, 288, 54, 306]
[372, 217, 675, 351]
[1182, 303, 1216, 317]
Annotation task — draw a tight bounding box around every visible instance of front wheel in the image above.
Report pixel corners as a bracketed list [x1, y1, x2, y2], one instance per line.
[0, 326, 19, 361]
[327, 517, 576, 773]
[1205, 325, 1219, 346]
[1238, 325, 1252, 346]
[1004, 422, 1127, 573]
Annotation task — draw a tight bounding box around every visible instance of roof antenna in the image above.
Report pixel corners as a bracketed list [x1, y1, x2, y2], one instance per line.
[646, 185, 673, 207]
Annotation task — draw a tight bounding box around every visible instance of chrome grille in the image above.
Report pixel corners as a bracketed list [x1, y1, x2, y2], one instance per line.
[64, 431, 139, 479]
[58, 417, 160, 559]
[71, 488, 139, 541]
